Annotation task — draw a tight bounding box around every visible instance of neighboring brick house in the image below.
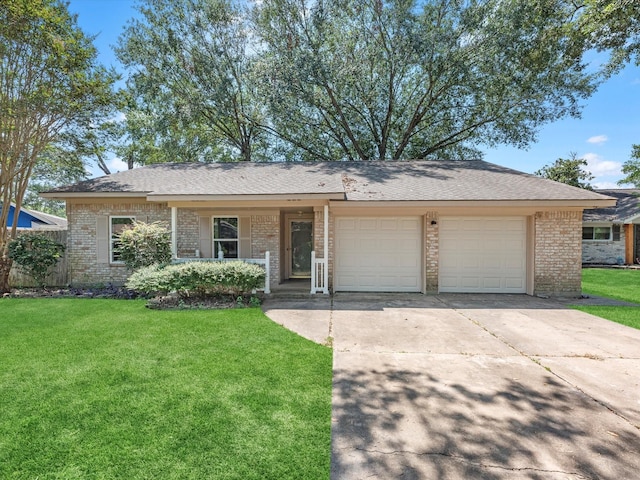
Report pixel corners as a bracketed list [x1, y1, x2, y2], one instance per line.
[582, 189, 640, 265]
[43, 160, 614, 296]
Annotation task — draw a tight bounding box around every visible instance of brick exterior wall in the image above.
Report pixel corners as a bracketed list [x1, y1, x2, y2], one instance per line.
[67, 202, 171, 286]
[534, 211, 582, 296]
[176, 208, 200, 257]
[67, 204, 281, 287]
[424, 212, 439, 293]
[251, 214, 280, 288]
[67, 202, 583, 296]
[582, 238, 625, 265]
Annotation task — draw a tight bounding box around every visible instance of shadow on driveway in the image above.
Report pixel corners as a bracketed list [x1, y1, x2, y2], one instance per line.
[328, 294, 640, 479]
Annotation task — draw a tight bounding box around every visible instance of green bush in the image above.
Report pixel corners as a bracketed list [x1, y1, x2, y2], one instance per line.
[117, 221, 172, 270]
[126, 261, 266, 298]
[8, 232, 66, 287]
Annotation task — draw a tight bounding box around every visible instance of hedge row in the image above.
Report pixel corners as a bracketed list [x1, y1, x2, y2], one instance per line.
[126, 261, 266, 298]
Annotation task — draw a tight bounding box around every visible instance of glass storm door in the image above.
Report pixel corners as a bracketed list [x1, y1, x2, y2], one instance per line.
[290, 220, 313, 278]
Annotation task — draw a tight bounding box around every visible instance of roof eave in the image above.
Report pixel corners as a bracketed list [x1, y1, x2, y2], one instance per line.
[331, 199, 617, 208]
[40, 191, 149, 199]
[146, 193, 345, 202]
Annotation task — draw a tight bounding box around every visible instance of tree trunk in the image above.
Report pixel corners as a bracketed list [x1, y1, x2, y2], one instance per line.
[0, 256, 12, 294]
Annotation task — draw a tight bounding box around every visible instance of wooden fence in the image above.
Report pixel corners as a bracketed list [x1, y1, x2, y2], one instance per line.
[8, 229, 68, 287]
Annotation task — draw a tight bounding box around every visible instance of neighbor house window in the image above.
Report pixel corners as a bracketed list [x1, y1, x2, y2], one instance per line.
[110, 216, 134, 263]
[213, 217, 238, 258]
[582, 226, 611, 241]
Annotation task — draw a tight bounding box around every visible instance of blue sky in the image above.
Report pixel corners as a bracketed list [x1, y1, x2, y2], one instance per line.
[68, 0, 640, 187]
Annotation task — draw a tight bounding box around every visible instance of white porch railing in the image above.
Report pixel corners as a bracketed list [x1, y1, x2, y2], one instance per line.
[173, 251, 270, 294]
[310, 250, 329, 294]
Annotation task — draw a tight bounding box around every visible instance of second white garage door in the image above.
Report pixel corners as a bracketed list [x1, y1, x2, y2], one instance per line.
[439, 216, 527, 293]
[334, 217, 422, 292]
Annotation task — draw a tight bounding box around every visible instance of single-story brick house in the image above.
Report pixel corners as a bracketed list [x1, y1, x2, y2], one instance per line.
[582, 189, 640, 265]
[43, 160, 614, 296]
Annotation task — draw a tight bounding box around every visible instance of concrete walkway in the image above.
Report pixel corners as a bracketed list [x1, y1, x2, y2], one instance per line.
[262, 294, 640, 479]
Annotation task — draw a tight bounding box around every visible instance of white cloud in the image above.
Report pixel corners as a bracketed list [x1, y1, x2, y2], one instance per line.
[582, 153, 622, 177]
[586, 135, 608, 145]
[107, 157, 129, 173]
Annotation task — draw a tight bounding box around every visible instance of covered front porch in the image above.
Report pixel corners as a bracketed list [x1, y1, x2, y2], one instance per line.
[165, 202, 330, 295]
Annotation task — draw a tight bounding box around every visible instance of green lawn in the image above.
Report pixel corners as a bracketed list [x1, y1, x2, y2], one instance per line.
[0, 299, 332, 480]
[575, 268, 640, 330]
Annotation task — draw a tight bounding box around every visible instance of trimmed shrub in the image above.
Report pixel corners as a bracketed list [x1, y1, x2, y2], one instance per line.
[8, 232, 66, 287]
[125, 261, 266, 298]
[117, 221, 172, 270]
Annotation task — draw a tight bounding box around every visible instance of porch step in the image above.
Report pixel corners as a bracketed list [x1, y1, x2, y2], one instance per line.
[267, 290, 331, 300]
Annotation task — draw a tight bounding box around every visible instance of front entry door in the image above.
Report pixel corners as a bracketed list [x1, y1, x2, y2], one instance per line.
[289, 220, 313, 278]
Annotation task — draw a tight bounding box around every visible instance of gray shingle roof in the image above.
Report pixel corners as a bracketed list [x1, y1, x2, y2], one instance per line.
[46, 160, 612, 203]
[583, 189, 640, 222]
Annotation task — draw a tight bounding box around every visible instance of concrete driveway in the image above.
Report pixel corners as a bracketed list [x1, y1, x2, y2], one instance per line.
[263, 293, 640, 479]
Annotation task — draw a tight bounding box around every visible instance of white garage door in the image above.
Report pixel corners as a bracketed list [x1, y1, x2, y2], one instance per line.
[439, 217, 527, 293]
[334, 217, 422, 292]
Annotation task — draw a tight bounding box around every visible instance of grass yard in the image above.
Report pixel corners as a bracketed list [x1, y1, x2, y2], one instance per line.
[0, 299, 332, 480]
[576, 268, 640, 330]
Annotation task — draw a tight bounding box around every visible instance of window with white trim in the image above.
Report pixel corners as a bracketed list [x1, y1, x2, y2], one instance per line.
[213, 217, 238, 258]
[582, 226, 611, 241]
[110, 216, 135, 263]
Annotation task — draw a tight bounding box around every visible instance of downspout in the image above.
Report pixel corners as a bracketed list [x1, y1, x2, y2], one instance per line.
[171, 206, 178, 259]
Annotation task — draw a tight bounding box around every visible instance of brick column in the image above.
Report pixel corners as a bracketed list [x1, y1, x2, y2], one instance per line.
[534, 210, 582, 296]
[425, 212, 439, 293]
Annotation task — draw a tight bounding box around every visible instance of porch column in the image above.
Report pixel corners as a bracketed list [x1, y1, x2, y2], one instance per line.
[171, 206, 178, 259]
[323, 204, 329, 293]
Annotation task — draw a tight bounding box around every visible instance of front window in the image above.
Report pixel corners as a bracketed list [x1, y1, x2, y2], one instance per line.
[110, 217, 135, 263]
[213, 217, 238, 258]
[582, 226, 611, 241]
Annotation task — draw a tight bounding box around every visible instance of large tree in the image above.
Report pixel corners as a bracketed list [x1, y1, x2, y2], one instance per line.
[0, 0, 116, 292]
[116, 0, 264, 163]
[255, 0, 600, 161]
[576, 0, 640, 74]
[618, 144, 640, 187]
[117, 0, 639, 163]
[535, 153, 594, 190]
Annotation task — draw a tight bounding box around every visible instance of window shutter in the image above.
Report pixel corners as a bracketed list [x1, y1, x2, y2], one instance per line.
[96, 216, 109, 264]
[613, 224, 621, 241]
[239, 216, 251, 258]
[199, 216, 212, 258]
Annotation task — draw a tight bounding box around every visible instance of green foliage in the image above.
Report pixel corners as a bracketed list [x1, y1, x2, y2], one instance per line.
[256, 0, 597, 161]
[573, 306, 640, 330]
[116, 0, 262, 163]
[7, 232, 65, 287]
[576, 0, 640, 75]
[117, 221, 172, 270]
[575, 268, 640, 330]
[0, 0, 117, 292]
[116, 0, 627, 163]
[618, 144, 640, 187]
[535, 153, 594, 189]
[126, 261, 266, 297]
[22, 143, 88, 217]
[0, 299, 332, 479]
[581, 268, 640, 304]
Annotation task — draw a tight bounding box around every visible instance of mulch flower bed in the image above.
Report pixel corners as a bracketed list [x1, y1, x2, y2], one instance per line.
[4, 285, 263, 310]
